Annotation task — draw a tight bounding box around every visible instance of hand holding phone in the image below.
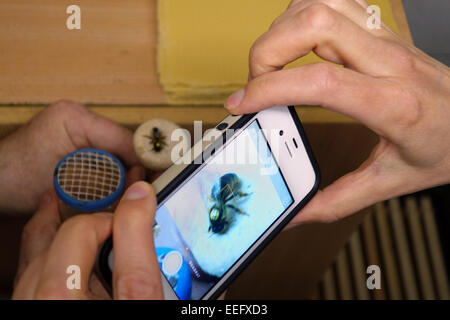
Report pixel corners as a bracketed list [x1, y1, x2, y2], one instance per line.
[98, 106, 320, 300]
[227, 0, 450, 224]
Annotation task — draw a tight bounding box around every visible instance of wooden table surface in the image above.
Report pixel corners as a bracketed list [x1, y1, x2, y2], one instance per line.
[0, 0, 166, 105]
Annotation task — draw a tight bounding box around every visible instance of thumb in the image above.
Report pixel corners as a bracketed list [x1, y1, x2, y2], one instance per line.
[291, 167, 377, 224]
[289, 142, 396, 225]
[112, 181, 163, 299]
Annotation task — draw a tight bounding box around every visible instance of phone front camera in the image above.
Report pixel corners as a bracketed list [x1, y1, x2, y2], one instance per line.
[216, 123, 228, 130]
[279, 130, 284, 136]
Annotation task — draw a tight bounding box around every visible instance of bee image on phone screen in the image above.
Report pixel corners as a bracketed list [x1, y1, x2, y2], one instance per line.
[135, 121, 293, 299]
[101, 106, 319, 300]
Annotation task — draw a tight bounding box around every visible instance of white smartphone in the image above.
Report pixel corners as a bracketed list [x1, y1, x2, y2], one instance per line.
[97, 106, 320, 300]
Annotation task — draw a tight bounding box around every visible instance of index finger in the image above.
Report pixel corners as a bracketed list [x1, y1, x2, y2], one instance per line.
[35, 214, 113, 299]
[249, 3, 398, 79]
[15, 189, 61, 285]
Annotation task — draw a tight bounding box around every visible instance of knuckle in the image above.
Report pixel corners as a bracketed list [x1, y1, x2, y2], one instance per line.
[250, 73, 270, 93]
[35, 283, 70, 300]
[60, 214, 95, 234]
[45, 100, 86, 120]
[310, 63, 340, 92]
[249, 36, 270, 76]
[300, 3, 337, 32]
[21, 221, 39, 242]
[21, 219, 54, 243]
[247, 73, 275, 104]
[389, 45, 418, 73]
[390, 85, 422, 128]
[270, 14, 284, 28]
[115, 271, 162, 299]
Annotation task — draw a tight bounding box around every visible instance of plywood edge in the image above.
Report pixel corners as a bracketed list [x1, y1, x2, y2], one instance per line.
[0, 105, 355, 127]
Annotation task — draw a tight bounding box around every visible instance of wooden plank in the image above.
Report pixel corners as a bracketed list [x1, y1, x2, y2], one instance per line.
[322, 267, 337, 300]
[388, 198, 419, 299]
[404, 196, 435, 299]
[0, 105, 355, 128]
[348, 229, 370, 300]
[420, 196, 450, 300]
[335, 247, 353, 300]
[374, 202, 403, 299]
[0, 0, 166, 105]
[360, 211, 386, 300]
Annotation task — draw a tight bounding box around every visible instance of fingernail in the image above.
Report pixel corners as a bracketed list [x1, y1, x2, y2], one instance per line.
[125, 182, 148, 200]
[225, 88, 245, 112]
[39, 190, 53, 209]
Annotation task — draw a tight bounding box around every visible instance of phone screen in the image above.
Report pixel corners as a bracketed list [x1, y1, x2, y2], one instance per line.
[109, 120, 293, 299]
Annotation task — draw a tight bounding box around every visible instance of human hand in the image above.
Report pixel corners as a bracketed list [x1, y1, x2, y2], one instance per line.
[13, 181, 163, 299]
[225, 0, 450, 223]
[0, 100, 142, 215]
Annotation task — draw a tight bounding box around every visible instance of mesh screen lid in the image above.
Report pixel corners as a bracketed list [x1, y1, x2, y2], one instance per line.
[54, 148, 125, 211]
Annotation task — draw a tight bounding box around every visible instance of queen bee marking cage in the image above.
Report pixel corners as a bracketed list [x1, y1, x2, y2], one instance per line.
[54, 148, 125, 220]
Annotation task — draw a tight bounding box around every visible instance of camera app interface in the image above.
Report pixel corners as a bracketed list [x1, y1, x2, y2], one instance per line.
[153, 120, 292, 299]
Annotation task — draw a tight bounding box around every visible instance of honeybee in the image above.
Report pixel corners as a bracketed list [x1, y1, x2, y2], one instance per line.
[208, 173, 250, 234]
[144, 127, 167, 152]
